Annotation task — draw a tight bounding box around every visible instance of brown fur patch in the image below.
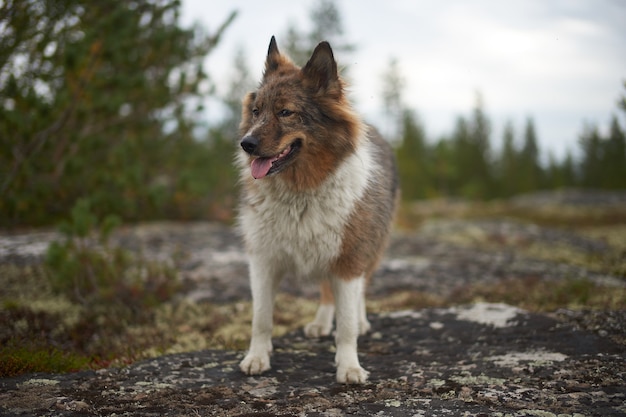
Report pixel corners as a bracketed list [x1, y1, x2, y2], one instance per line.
[331, 129, 399, 280]
[319, 280, 335, 305]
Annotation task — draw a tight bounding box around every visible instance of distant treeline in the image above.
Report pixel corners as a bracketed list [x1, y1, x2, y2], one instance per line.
[1, 0, 624, 227]
[394, 97, 626, 201]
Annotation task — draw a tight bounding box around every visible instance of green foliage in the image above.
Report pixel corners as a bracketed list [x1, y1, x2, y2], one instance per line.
[0, 342, 90, 377]
[56, 198, 121, 241]
[45, 199, 179, 313]
[450, 96, 495, 199]
[395, 110, 432, 199]
[517, 118, 544, 192]
[0, 302, 91, 376]
[497, 121, 519, 197]
[0, 198, 184, 374]
[394, 83, 626, 201]
[495, 118, 553, 197]
[579, 114, 626, 189]
[396, 94, 498, 200]
[0, 0, 236, 227]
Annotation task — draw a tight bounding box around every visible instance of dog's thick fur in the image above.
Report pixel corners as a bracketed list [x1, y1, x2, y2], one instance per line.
[237, 37, 398, 384]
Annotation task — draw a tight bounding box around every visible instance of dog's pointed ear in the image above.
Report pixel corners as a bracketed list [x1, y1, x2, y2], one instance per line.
[302, 41, 340, 94]
[264, 36, 281, 75]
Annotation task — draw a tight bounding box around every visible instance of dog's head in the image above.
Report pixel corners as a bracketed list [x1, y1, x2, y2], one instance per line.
[238, 36, 362, 189]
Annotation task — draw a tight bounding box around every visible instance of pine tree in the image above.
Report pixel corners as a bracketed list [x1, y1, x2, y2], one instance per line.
[579, 125, 604, 188]
[451, 94, 494, 199]
[498, 121, 519, 197]
[0, 0, 235, 226]
[604, 115, 626, 188]
[561, 151, 577, 188]
[518, 117, 543, 193]
[433, 139, 455, 197]
[545, 151, 576, 190]
[396, 109, 429, 199]
[575, 82, 626, 190]
[450, 116, 473, 197]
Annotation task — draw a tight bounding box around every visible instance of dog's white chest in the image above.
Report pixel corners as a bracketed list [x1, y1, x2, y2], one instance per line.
[240, 140, 374, 278]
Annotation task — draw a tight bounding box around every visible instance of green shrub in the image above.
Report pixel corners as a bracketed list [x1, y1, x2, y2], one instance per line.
[45, 198, 179, 318]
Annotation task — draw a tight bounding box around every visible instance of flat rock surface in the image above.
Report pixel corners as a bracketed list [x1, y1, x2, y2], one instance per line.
[1, 303, 624, 416]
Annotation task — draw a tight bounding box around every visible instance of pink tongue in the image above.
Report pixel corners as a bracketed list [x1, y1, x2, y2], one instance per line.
[251, 157, 273, 179]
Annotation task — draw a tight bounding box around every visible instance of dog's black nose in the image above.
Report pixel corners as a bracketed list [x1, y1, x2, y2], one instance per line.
[240, 136, 259, 154]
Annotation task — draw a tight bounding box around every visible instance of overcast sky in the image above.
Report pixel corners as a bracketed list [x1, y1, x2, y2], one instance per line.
[181, 0, 626, 160]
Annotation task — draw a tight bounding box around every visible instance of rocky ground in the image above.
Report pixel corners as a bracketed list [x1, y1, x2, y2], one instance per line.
[1, 304, 624, 416]
[1, 193, 625, 416]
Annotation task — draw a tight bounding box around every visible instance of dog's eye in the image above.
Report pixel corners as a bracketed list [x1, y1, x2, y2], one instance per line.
[278, 109, 294, 117]
[252, 108, 259, 117]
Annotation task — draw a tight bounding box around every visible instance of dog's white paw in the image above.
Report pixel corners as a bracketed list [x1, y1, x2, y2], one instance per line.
[336, 365, 369, 384]
[304, 304, 334, 338]
[304, 321, 333, 338]
[239, 353, 271, 375]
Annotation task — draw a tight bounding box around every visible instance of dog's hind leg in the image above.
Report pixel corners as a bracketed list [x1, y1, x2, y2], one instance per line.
[332, 275, 369, 384]
[240, 257, 280, 375]
[358, 281, 371, 335]
[304, 280, 335, 338]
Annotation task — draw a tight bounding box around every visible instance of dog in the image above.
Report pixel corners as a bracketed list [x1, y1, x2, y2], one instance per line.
[236, 36, 398, 384]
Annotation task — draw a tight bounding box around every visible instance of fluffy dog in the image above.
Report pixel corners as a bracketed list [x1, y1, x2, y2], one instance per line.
[237, 36, 398, 384]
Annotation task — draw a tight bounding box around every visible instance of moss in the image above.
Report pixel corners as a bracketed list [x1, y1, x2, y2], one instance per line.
[0, 343, 90, 377]
[368, 291, 444, 312]
[449, 372, 506, 386]
[525, 241, 625, 278]
[581, 225, 626, 278]
[398, 199, 626, 230]
[447, 277, 626, 312]
[0, 264, 54, 301]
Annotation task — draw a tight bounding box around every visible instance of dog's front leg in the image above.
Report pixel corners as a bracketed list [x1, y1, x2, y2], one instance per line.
[240, 258, 278, 375]
[332, 275, 369, 384]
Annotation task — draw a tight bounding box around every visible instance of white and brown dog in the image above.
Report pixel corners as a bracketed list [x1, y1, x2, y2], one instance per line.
[236, 36, 398, 384]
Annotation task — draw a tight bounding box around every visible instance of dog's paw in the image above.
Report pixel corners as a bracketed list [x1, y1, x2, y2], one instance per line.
[336, 366, 369, 384]
[239, 353, 271, 375]
[304, 304, 334, 338]
[304, 321, 332, 338]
